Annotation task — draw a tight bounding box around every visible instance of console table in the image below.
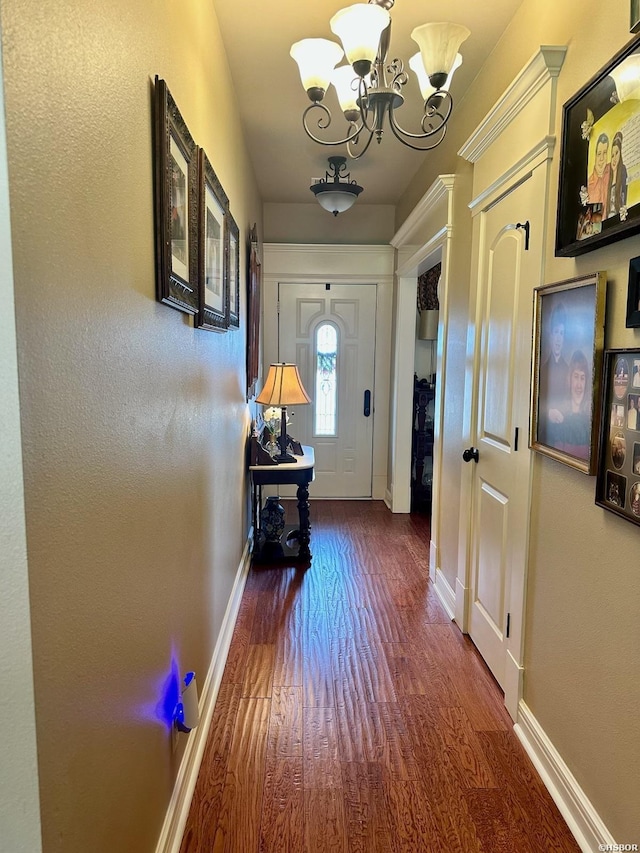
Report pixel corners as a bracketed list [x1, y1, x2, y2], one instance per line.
[250, 445, 314, 564]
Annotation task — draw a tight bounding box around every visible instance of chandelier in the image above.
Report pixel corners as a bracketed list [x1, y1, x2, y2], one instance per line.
[290, 1, 469, 159]
[310, 156, 364, 215]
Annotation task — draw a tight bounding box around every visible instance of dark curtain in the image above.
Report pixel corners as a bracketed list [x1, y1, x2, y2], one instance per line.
[417, 263, 441, 312]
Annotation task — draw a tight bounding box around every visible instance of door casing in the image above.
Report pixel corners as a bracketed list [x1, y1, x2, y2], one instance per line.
[262, 244, 394, 501]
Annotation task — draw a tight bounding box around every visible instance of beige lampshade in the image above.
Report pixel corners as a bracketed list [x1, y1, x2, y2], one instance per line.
[418, 309, 439, 341]
[256, 363, 312, 406]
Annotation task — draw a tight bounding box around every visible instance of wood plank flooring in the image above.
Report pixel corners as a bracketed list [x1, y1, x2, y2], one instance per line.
[180, 501, 580, 853]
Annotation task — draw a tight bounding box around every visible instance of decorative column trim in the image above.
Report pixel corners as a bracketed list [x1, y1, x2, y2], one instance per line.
[391, 175, 455, 248]
[469, 135, 556, 215]
[459, 46, 567, 163]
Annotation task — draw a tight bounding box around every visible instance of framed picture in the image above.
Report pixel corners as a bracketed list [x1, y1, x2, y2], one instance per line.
[153, 77, 199, 314]
[246, 224, 261, 398]
[632, 0, 640, 33]
[196, 149, 229, 331]
[596, 348, 640, 524]
[530, 272, 606, 474]
[626, 256, 640, 327]
[555, 35, 640, 257]
[227, 212, 240, 328]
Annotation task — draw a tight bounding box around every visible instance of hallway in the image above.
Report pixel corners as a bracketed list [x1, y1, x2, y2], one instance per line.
[180, 501, 579, 852]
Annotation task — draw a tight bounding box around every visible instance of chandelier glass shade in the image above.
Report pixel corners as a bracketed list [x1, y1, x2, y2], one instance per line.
[290, 1, 469, 159]
[310, 155, 363, 215]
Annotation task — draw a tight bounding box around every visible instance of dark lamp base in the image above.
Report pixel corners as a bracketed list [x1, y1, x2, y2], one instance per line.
[274, 452, 297, 464]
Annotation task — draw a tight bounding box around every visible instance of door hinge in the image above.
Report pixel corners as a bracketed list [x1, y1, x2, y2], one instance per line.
[276, 300, 280, 314]
[514, 426, 519, 451]
[515, 221, 530, 250]
[506, 612, 511, 639]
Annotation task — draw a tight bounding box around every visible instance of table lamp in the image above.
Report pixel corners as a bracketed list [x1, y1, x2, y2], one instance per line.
[256, 363, 312, 463]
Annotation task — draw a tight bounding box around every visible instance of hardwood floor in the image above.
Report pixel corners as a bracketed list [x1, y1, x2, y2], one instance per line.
[180, 501, 579, 853]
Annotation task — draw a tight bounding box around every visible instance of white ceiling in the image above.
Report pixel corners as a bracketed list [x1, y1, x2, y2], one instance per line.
[214, 0, 523, 206]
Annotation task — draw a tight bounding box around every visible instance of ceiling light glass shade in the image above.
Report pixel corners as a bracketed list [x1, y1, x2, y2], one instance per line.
[310, 155, 363, 216]
[312, 188, 360, 216]
[330, 4, 390, 70]
[610, 54, 640, 102]
[411, 23, 470, 88]
[409, 51, 462, 100]
[290, 38, 344, 94]
[331, 65, 360, 112]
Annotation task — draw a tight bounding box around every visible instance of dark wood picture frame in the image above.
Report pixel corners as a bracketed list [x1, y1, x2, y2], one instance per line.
[555, 35, 640, 257]
[227, 212, 240, 328]
[626, 256, 640, 327]
[595, 348, 640, 524]
[530, 272, 606, 475]
[196, 149, 229, 331]
[246, 224, 261, 398]
[153, 77, 199, 314]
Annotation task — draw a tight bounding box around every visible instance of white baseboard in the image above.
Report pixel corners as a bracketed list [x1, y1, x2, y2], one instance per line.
[429, 540, 437, 583]
[433, 567, 455, 620]
[514, 701, 615, 853]
[155, 531, 254, 853]
[503, 650, 523, 722]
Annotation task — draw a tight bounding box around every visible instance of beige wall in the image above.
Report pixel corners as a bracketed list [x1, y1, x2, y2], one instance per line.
[1, 0, 261, 850]
[0, 31, 43, 852]
[264, 201, 395, 244]
[396, 0, 640, 840]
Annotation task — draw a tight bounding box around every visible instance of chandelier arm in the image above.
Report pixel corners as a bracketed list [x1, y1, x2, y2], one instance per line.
[346, 124, 376, 160]
[356, 78, 376, 136]
[386, 91, 453, 141]
[302, 103, 363, 147]
[387, 106, 448, 151]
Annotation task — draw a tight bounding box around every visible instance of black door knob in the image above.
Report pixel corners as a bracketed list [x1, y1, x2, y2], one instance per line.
[462, 447, 479, 463]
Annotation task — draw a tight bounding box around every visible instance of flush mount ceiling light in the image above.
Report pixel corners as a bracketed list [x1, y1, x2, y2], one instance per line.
[290, 1, 469, 159]
[310, 155, 364, 215]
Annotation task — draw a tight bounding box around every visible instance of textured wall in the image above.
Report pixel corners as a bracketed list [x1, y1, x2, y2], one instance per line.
[1, 0, 261, 850]
[0, 34, 43, 853]
[396, 0, 640, 840]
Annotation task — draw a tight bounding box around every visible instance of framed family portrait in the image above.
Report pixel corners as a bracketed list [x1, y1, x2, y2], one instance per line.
[555, 35, 640, 257]
[153, 77, 199, 314]
[530, 272, 606, 474]
[595, 349, 640, 525]
[196, 149, 229, 331]
[227, 212, 240, 328]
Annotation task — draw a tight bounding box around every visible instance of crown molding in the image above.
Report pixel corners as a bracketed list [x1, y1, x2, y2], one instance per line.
[459, 46, 567, 163]
[391, 175, 455, 248]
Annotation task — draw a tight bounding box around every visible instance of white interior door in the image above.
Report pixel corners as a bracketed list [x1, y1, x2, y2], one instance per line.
[466, 168, 543, 688]
[277, 282, 376, 498]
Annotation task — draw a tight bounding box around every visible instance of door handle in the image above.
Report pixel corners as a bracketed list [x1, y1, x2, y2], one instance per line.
[462, 446, 479, 463]
[363, 389, 371, 417]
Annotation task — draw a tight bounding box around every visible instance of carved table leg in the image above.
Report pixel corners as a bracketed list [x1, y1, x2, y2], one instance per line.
[296, 482, 311, 563]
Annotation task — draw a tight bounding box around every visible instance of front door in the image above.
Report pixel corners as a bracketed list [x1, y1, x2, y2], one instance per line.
[277, 282, 377, 498]
[466, 166, 544, 688]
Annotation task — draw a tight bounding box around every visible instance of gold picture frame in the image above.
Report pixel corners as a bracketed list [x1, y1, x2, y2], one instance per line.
[530, 272, 606, 474]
